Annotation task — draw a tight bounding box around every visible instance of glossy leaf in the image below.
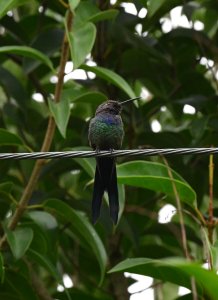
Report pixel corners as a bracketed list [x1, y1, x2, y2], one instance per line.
[44, 198, 107, 284]
[0, 182, 13, 193]
[27, 249, 61, 281]
[48, 98, 70, 138]
[75, 0, 118, 25]
[0, 0, 28, 19]
[0, 129, 24, 147]
[28, 225, 48, 255]
[0, 293, 18, 300]
[6, 227, 33, 260]
[27, 211, 58, 230]
[62, 89, 107, 105]
[88, 9, 118, 23]
[0, 182, 14, 220]
[148, 0, 166, 16]
[23, 28, 64, 74]
[0, 66, 27, 106]
[74, 156, 95, 178]
[0, 46, 54, 71]
[67, 22, 96, 69]
[81, 65, 136, 98]
[117, 161, 197, 208]
[67, 147, 95, 178]
[4, 271, 38, 300]
[69, 0, 80, 11]
[109, 257, 218, 300]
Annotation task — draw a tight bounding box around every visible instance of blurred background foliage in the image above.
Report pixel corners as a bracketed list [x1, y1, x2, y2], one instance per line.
[0, 0, 218, 299]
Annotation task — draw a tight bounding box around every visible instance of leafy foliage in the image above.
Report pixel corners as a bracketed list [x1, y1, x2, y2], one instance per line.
[0, 0, 218, 299]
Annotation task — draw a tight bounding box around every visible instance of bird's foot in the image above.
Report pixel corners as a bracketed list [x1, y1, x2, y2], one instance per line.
[95, 148, 100, 154]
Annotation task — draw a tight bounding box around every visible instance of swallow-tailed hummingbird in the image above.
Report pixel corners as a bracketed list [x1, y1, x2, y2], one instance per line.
[88, 96, 140, 224]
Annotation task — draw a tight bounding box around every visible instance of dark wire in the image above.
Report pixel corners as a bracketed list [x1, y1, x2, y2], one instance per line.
[0, 148, 217, 160]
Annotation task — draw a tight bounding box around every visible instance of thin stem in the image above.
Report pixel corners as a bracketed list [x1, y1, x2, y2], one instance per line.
[207, 153, 214, 270]
[8, 194, 18, 205]
[0, 10, 73, 249]
[27, 204, 44, 210]
[163, 157, 189, 258]
[109, 233, 129, 300]
[191, 277, 198, 300]
[59, 0, 69, 8]
[208, 153, 214, 243]
[162, 157, 198, 300]
[195, 208, 206, 226]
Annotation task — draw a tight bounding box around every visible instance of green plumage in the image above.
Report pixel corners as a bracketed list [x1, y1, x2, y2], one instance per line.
[89, 116, 124, 150]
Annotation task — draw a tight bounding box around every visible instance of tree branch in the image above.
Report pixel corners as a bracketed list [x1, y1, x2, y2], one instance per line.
[109, 233, 129, 300]
[0, 10, 73, 248]
[26, 259, 53, 300]
[208, 153, 214, 244]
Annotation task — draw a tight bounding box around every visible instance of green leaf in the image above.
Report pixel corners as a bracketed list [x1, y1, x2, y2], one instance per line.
[69, 0, 80, 11]
[0, 182, 13, 193]
[62, 89, 107, 105]
[6, 227, 33, 260]
[0, 66, 27, 106]
[4, 271, 38, 300]
[28, 226, 48, 255]
[0, 293, 18, 300]
[48, 98, 70, 138]
[0, 0, 28, 19]
[74, 0, 118, 26]
[0, 46, 54, 71]
[88, 9, 118, 23]
[66, 146, 95, 178]
[0, 182, 14, 220]
[67, 22, 96, 69]
[71, 147, 95, 177]
[117, 161, 196, 208]
[211, 241, 218, 271]
[23, 28, 64, 74]
[81, 65, 136, 98]
[0, 129, 24, 147]
[109, 257, 218, 300]
[44, 199, 107, 284]
[0, 252, 5, 283]
[27, 211, 58, 230]
[148, 0, 166, 16]
[0, 182, 14, 215]
[201, 227, 218, 271]
[27, 249, 61, 281]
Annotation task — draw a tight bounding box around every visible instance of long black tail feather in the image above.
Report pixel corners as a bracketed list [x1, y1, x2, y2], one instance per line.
[92, 157, 119, 224]
[92, 164, 105, 224]
[108, 164, 119, 224]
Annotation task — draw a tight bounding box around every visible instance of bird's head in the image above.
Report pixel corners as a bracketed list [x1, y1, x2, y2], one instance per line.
[95, 100, 122, 116]
[95, 97, 141, 116]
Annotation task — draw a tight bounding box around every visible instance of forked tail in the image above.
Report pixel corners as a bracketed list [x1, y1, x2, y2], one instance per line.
[92, 157, 119, 224]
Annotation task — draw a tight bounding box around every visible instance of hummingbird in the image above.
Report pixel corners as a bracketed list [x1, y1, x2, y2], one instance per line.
[88, 97, 140, 224]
